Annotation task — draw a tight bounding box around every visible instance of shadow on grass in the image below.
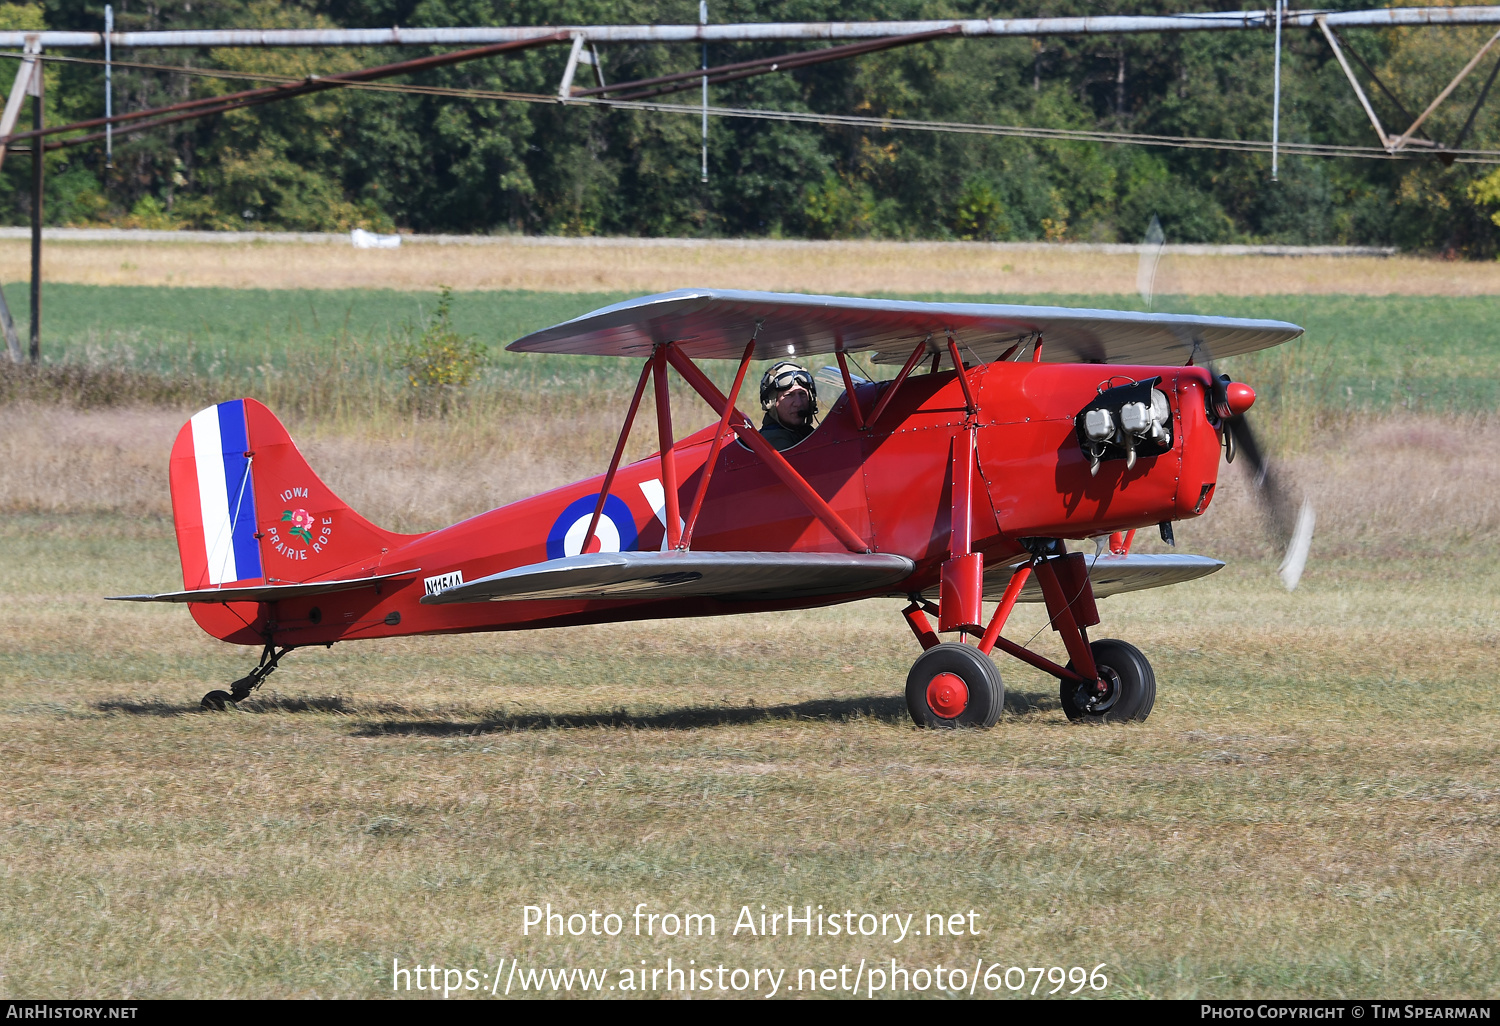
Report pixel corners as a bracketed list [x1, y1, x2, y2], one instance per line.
[353, 691, 1057, 736]
[93, 690, 1057, 730]
[94, 694, 355, 716]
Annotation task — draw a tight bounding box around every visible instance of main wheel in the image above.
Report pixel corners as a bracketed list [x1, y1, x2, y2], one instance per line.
[905, 642, 1004, 729]
[200, 690, 233, 711]
[1061, 639, 1156, 723]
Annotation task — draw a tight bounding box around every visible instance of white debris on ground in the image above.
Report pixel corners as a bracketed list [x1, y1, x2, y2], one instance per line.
[350, 228, 401, 249]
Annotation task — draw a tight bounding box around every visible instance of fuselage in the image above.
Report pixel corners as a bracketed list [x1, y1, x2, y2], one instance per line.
[191, 360, 1224, 646]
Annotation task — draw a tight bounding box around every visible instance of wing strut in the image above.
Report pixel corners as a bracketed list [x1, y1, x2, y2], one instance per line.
[663, 344, 871, 554]
[865, 337, 928, 429]
[834, 349, 865, 429]
[680, 338, 755, 550]
[579, 356, 653, 557]
[651, 345, 683, 550]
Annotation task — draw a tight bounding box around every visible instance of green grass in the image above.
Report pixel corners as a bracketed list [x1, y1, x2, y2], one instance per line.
[2, 513, 1497, 999]
[11, 283, 1500, 414]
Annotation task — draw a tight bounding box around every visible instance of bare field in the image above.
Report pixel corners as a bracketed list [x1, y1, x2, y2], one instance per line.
[4, 237, 1499, 295]
[0, 402, 1497, 998]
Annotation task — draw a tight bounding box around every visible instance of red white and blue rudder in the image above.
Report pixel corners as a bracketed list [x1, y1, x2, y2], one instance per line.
[168, 398, 412, 592]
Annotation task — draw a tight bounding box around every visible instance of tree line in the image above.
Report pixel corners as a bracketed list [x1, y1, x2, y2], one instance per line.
[8, 0, 1500, 254]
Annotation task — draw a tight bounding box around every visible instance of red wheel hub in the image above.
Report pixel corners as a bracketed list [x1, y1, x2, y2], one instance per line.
[925, 672, 969, 719]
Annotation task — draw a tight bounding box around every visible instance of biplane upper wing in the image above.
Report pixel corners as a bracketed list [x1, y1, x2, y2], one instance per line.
[980, 552, 1225, 602]
[107, 570, 416, 604]
[507, 288, 1303, 366]
[421, 550, 916, 604]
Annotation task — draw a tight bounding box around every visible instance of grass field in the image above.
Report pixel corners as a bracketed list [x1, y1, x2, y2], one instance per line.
[2, 244, 1497, 999]
[7, 235, 1500, 296]
[9, 283, 1500, 415]
[2, 511, 1496, 998]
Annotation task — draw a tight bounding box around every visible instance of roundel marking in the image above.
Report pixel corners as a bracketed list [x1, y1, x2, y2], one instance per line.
[546, 493, 639, 560]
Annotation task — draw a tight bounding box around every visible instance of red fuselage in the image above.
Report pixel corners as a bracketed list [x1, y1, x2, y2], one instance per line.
[191, 361, 1224, 646]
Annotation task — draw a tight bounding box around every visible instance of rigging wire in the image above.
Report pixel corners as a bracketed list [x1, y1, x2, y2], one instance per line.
[7, 48, 1497, 163]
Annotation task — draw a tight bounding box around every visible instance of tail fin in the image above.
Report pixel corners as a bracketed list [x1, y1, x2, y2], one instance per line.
[168, 398, 412, 590]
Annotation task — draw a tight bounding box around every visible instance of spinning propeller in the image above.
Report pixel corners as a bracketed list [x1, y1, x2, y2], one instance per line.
[1207, 367, 1316, 590]
[1139, 217, 1315, 590]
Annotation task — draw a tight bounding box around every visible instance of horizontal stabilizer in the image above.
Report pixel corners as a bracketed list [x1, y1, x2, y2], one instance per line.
[422, 550, 916, 604]
[982, 552, 1225, 601]
[107, 570, 416, 604]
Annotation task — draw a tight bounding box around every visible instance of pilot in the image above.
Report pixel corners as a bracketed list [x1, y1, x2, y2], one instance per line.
[758, 361, 818, 451]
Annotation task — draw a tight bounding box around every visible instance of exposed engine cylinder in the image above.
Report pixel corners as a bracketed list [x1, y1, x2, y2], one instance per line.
[1074, 377, 1173, 475]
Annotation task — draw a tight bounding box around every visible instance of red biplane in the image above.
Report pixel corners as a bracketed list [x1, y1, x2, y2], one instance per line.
[113, 290, 1312, 727]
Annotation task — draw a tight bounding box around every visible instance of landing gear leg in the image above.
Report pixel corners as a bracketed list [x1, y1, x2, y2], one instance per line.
[201, 644, 295, 711]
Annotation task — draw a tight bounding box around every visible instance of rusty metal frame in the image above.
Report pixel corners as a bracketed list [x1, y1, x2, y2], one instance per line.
[567, 27, 960, 101]
[1, 33, 569, 152]
[663, 345, 871, 553]
[1318, 16, 1500, 154]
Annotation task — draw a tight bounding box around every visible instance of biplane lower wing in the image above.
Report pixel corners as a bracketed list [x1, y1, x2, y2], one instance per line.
[981, 552, 1225, 601]
[422, 551, 916, 604]
[107, 570, 416, 604]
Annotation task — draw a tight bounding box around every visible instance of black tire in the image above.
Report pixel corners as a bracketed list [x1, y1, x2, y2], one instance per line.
[200, 690, 233, 711]
[905, 642, 1004, 729]
[1061, 639, 1156, 723]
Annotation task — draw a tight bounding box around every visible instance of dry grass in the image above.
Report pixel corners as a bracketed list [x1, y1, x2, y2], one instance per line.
[5, 402, 1495, 555]
[0, 506, 1496, 998]
[4, 237, 1499, 295]
[3, 364, 1497, 997]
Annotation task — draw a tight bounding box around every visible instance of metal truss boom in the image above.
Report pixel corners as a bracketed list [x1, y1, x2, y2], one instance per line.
[12, 7, 1500, 49]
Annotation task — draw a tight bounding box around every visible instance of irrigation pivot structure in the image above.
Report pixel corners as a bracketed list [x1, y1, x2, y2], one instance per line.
[6, 6, 1500, 361]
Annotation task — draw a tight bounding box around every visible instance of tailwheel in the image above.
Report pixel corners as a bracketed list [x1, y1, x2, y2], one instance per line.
[1061, 639, 1156, 723]
[905, 642, 1004, 729]
[199, 644, 295, 712]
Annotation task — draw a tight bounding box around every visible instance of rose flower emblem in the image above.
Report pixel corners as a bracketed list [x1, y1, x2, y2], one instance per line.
[282, 508, 315, 544]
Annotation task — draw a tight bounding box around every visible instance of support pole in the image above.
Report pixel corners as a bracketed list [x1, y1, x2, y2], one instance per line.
[664, 345, 870, 553]
[104, 5, 113, 167]
[679, 338, 754, 550]
[652, 344, 682, 550]
[29, 50, 42, 364]
[700, 0, 709, 183]
[579, 357, 653, 557]
[0, 41, 34, 362]
[1272, 0, 1283, 179]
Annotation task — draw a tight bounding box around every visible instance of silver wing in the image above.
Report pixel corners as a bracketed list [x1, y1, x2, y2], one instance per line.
[421, 550, 916, 604]
[507, 288, 1303, 366]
